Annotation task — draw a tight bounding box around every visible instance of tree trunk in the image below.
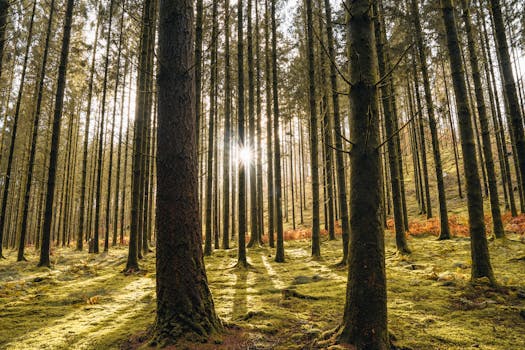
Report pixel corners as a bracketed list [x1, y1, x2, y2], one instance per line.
[440, 0, 495, 284]
[374, 0, 411, 253]
[411, 0, 450, 239]
[337, 1, 388, 347]
[152, 0, 223, 343]
[489, 0, 525, 212]
[222, 0, 232, 249]
[38, 0, 75, 267]
[272, 0, 284, 263]
[460, 0, 504, 238]
[237, 0, 248, 267]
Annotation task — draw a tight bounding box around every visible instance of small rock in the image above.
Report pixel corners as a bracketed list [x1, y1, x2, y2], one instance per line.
[439, 281, 456, 287]
[292, 276, 311, 285]
[516, 291, 525, 299]
[453, 261, 469, 269]
[472, 344, 480, 348]
[33, 277, 44, 283]
[520, 310, 525, 320]
[437, 271, 454, 282]
[311, 275, 322, 282]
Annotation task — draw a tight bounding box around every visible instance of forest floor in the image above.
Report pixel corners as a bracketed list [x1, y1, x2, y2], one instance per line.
[0, 227, 524, 349]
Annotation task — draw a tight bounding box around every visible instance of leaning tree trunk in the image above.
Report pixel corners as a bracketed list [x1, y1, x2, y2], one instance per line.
[440, 0, 495, 284]
[38, 0, 75, 267]
[152, 0, 223, 344]
[337, 0, 389, 348]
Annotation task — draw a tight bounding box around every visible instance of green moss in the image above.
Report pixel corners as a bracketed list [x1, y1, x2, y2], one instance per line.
[0, 234, 524, 349]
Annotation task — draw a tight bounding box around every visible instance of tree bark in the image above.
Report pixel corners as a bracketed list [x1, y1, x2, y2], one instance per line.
[337, 1, 389, 348]
[440, 0, 495, 283]
[38, 0, 75, 267]
[152, 0, 222, 343]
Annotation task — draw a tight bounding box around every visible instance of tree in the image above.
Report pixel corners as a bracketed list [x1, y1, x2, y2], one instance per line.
[237, 0, 249, 267]
[459, 0, 504, 238]
[305, 0, 320, 258]
[323, 0, 350, 265]
[374, 0, 410, 254]
[0, 0, 37, 259]
[489, 0, 525, 208]
[38, 0, 75, 267]
[222, 0, 232, 250]
[271, 0, 284, 263]
[440, 0, 495, 284]
[94, 0, 115, 254]
[152, 0, 223, 344]
[410, 0, 450, 239]
[336, 0, 388, 348]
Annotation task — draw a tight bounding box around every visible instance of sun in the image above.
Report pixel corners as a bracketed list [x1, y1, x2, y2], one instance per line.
[238, 145, 253, 165]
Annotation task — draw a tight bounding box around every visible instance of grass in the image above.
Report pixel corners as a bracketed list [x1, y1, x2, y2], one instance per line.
[0, 229, 524, 349]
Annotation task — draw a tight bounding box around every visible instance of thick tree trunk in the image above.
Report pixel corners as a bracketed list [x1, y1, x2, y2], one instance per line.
[152, 0, 222, 344]
[440, 0, 495, 284]
[337, 1, 389, 348]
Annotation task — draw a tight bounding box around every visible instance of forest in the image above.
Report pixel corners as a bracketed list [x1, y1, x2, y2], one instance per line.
[0, 0, 524, 348]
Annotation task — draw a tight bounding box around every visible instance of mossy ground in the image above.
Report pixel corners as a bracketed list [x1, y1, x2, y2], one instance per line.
[1, 229, 524, 349]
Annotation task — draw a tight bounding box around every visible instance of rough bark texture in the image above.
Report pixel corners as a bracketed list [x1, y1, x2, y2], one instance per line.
[337, 1, 389, 348]
[440, 0, 495, 283]
[152, 0, 222, 344]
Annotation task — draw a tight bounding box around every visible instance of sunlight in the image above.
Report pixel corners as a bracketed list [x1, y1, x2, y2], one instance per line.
[237, 145, 253, 165]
